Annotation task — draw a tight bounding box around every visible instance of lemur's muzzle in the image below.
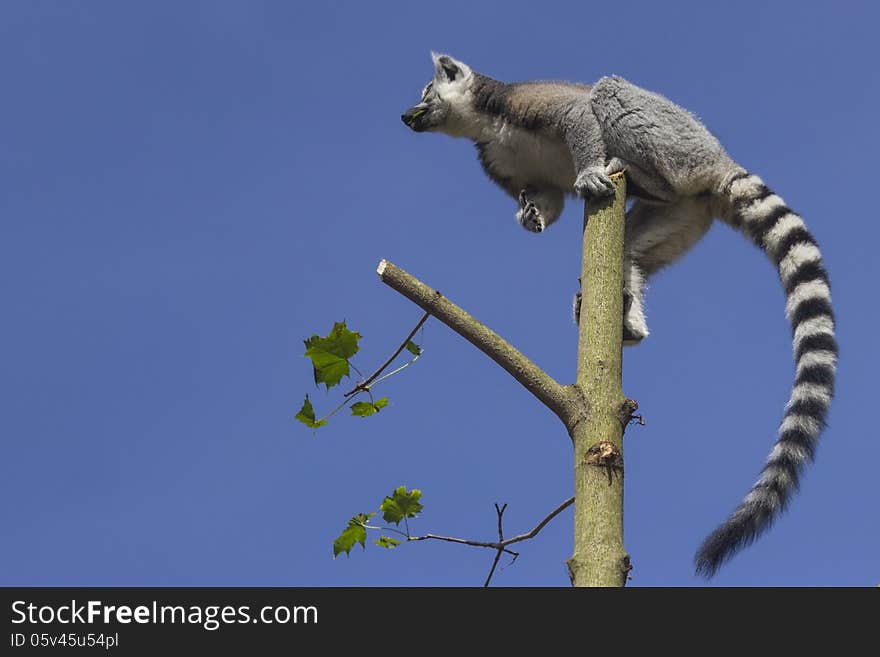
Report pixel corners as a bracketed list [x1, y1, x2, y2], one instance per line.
[401, 104, 428, 131]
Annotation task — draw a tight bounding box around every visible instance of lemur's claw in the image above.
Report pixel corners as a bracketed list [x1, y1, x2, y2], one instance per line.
[517, 190, 546, 233]
[519, 203, 545, 232]
[605, 157, 628, 176]
[574, 167, 615, 199]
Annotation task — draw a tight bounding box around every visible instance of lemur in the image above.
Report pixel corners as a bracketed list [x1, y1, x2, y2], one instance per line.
[401, 53, 837, 577]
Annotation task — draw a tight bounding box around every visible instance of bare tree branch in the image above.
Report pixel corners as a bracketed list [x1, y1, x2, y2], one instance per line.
[407, 532, 519, 555]
[407, 496, 575, 585]
[376, 260, 581, 428]
[496, 496, 574, 548]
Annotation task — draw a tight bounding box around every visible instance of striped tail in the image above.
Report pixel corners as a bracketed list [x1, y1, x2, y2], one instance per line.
[694, 170, 838, 577]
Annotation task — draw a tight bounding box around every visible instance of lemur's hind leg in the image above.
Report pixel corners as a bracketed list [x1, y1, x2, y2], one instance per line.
[622, 198, 714, 341]
[574, 198, 713, 344]
[517, 186, 564, 233]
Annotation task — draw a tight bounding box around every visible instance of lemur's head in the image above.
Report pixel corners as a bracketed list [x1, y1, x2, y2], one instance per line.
[401, 53, 475, 137]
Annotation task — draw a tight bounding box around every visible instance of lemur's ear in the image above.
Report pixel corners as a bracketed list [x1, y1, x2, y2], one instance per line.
[430, 52, 470, 83]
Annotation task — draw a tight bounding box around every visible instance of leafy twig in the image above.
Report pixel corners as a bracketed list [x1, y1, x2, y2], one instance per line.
[407, 496, 575, 586]
[298, 317, 424, 429]
[344, 312, 429, 398]
[335, 486, 573, 586]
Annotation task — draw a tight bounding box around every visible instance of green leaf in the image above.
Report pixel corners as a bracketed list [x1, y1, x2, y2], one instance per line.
[333, 512, 375, 558]
[380, 486, 423, 525]
[350, 397, 389, 418]
[295, 395, 327, 428]
[332, 525, 363, 559]
[304, 321, 362, 390]
[405, 341, 422, 356]
[350, 402, 375, 417]
[375, 536, 401, 549]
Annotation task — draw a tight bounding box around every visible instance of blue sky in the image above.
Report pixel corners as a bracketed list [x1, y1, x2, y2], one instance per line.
[2, 1, 877, 586]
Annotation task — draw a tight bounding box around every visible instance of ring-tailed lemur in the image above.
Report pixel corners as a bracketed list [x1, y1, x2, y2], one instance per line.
[401, 53, 837, 577]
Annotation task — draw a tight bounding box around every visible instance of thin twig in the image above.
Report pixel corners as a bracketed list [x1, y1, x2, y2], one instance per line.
[406, 496, 575, 585]
[316, 394, 361, 424]
[499, 551, 519, 573]
[344, 312, 429, 397]
[495, 503, 507, 540]
[365, 359, 418, 389]
[484, 503, 509, 587]
[499, 496, 574, 547]
[484, 549, 503, 587]
[365, 524, 409, 539]
[407, 533, 518, 556]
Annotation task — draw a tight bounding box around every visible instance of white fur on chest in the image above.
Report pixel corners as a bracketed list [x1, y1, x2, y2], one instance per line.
[478, 120, 576, 191]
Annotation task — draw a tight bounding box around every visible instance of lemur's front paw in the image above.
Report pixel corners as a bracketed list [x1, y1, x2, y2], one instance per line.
[517, 190, 546, 233]
[574, 167, 615, 198]
[605, 157, 628, 176]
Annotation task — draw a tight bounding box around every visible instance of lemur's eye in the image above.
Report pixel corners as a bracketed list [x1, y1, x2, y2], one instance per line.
[421, 81, 434, 100]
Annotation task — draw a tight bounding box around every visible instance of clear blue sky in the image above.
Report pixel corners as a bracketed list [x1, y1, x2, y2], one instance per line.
[2, 1, 877, 586]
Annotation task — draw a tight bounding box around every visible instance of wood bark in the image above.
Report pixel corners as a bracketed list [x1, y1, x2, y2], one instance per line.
[567, 173, 631, 587]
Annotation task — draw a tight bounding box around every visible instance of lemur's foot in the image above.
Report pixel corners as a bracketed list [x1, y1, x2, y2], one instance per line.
[605, 157, 628, 176]
[622, 325, 646, 346]
[517, 190, 546, 233]
[574, 166, 615, 198]
[572, 290, 646, 346]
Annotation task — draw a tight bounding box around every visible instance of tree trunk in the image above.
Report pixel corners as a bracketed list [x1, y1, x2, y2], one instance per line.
[567, 174, 631, 587]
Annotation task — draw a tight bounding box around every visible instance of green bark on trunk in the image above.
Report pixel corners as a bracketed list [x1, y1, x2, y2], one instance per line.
[567, 174, 631, 587]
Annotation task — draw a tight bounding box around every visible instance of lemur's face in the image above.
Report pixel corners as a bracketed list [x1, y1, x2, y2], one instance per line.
[402, 53, 472, 134]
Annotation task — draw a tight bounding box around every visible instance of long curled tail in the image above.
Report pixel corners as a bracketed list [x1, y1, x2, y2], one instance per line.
[695, 170, 838, 577]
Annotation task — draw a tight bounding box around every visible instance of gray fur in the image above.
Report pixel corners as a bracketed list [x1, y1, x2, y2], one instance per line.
[402, 53, 838, 576]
